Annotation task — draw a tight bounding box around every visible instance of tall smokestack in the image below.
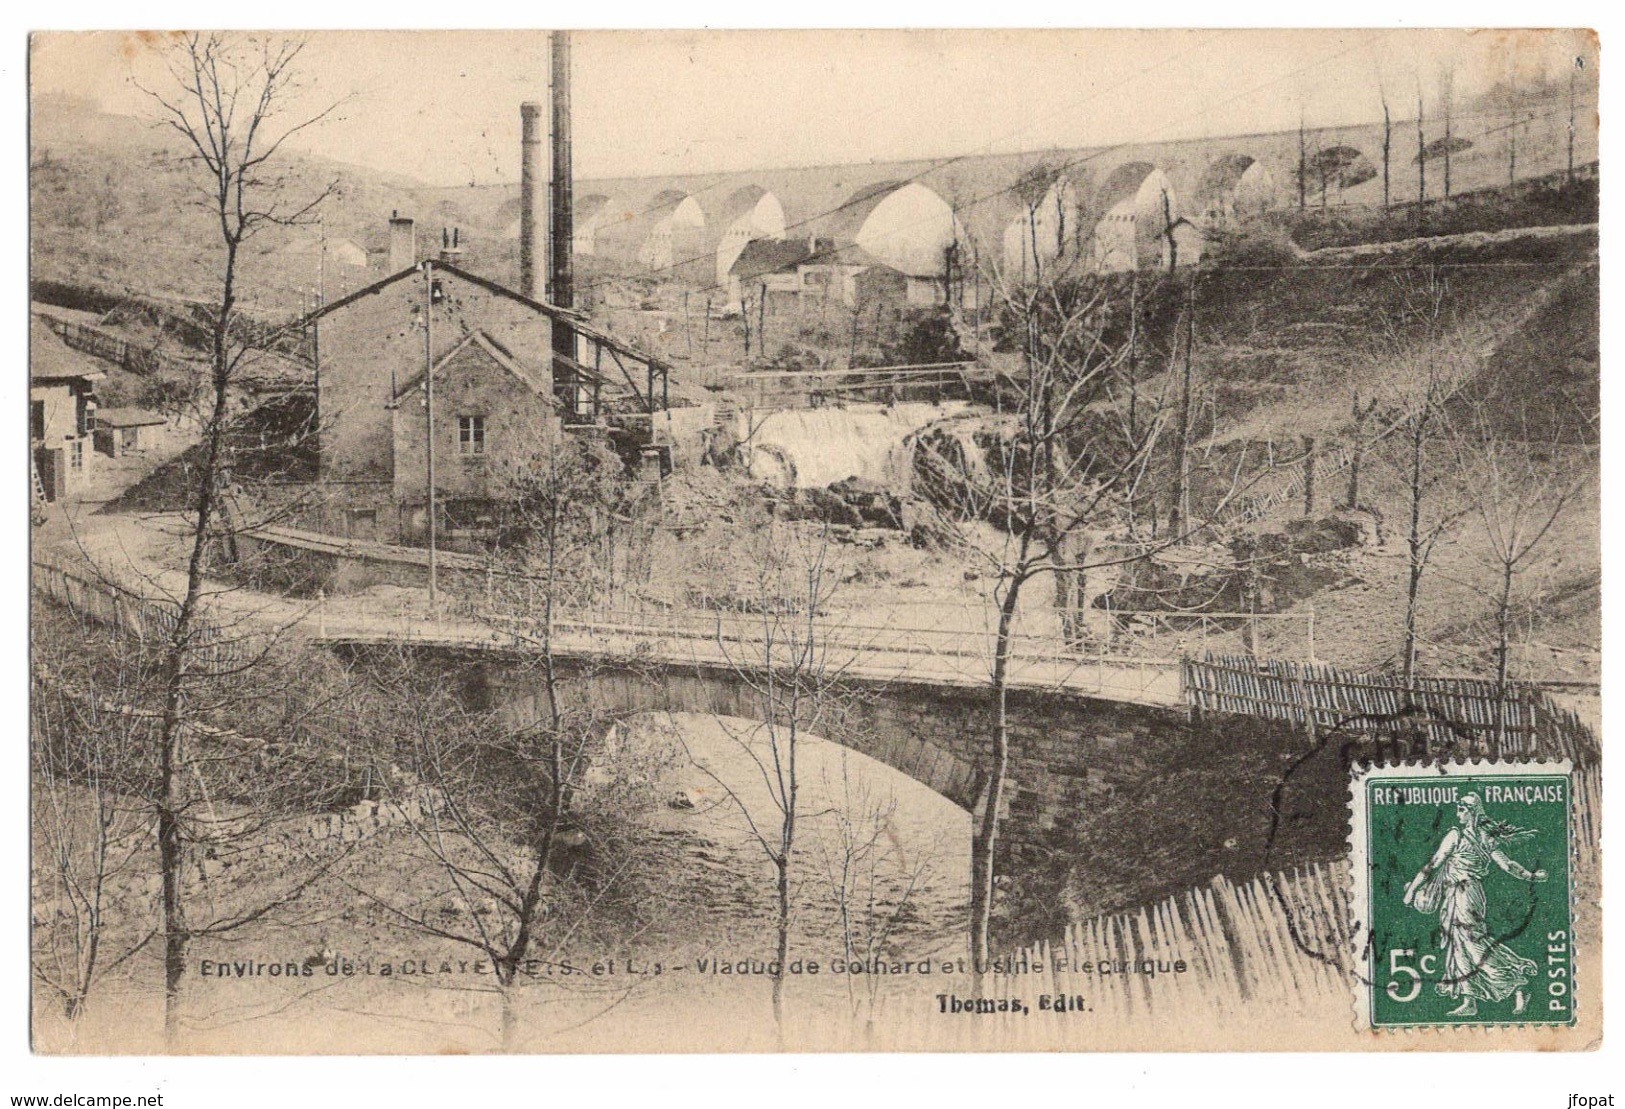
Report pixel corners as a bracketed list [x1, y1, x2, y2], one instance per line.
[389, 211, 417, 271]
[519, 102, 549, 301]
[549, 31, 574, 316]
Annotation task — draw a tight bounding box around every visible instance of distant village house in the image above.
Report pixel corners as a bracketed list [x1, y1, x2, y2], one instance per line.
[30, 317, 102, 502]
[92, 407, 167, 458]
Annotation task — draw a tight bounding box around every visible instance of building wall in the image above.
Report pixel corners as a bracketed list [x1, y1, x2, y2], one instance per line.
[31, 381, 94, 498]
[317, 268, 555, 485]
[93, 423, 160, 458]
[391, 339, 563, 508]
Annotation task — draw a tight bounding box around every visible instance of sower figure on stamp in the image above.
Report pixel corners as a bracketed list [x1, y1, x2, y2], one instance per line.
[1403, 793, 1548, 1017]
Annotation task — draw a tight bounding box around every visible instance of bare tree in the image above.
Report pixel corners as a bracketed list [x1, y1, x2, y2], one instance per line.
[685, 520, 846, 1034]
[1449, 402, 1595, 745]
[809, 752, 942, 1033]
[30, 555, 364, 1048]
[30, 600, 159, 1032]
[956, 253, 1257, 977]
[344, 427, 670, 1049]
[344, 649, 669, 1050]
[1011, 163, 1070, 286]
[135, 31, 340, 1043]
[1363, 269, 1483, 687]
[1343, 381, 1380, 511]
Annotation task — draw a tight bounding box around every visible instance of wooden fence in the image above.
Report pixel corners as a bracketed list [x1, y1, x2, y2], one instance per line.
[38, 315, 169, 376]
[982, 758, 1598, 1035]
[32, 554, 253, 672]
[1226, 440, 1356, 525]
[1184, 654, 1599, 764]
[1005, 862, 1352, 1027]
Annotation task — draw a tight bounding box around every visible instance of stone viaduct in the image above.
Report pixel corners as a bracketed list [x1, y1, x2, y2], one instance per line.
[509, 98, 1596, 282]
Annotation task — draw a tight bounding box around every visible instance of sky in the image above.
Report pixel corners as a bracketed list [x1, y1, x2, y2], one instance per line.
[30, 29, 1597, 187]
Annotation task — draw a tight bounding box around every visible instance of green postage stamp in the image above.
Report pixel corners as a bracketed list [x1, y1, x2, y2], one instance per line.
[1350, 761, 1575, 1030]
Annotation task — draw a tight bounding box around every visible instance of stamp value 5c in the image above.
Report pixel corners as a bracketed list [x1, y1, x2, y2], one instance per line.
[1351, 761, 1575, 1030]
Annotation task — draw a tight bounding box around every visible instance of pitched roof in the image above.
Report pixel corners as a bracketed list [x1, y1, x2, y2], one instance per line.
[95, 407, 167, 428]
[730, 238, 817, 279]
[305, 260, 670, 372]
[392, 330, 552, 401]
[30, 318, 106, 384]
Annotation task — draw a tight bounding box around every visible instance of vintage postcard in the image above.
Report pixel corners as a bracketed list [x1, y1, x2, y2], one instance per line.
[26, 28, 1600, 1054]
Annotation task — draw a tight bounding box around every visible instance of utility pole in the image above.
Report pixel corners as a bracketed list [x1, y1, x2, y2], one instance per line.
[424, 260, 438, 606]
[1170, 273, 1196, 536]
[1508, 63, 1519, 189]
[1568, 61, 1579, 186]
[1296, 113, 1307, 210]
[313, 216, 326, 427]
[1441, 68, 1454, 200]
[1416, 85, 1427, 221]
[758, 282, 768, 355]
[1379, 76, 1392, 209]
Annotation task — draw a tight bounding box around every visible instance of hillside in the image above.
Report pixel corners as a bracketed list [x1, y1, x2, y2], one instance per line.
[32, 87, 1599, 315]
[29, 96, 510, 313]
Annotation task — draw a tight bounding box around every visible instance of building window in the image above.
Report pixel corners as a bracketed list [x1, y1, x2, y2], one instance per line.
[70, 440, 84, 472]
[458, 415, 486, 456]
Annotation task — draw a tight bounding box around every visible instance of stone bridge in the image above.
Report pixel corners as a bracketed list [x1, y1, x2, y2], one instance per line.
[33, 541, 1348, 885]
[327, 633, 1340, 868]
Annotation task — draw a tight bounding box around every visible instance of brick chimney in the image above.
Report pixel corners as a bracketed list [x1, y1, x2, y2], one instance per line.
[389, 211, 417, 271]
[519, 102, 548, 301]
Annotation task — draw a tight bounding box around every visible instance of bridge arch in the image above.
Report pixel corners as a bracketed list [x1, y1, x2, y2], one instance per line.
[490, 655, 984, 810]
[1000, 175, 1083, 279]
[1092, 163, 1183, 272]
[714, 185, 787, 286]
[827, 181, 964, 290]
[498, 193, 615, 258]
[571, 194, 613, 256]
[1195, 154, 1278, 230]
[321, 637, 1342, 873]
[629, 189, 708, 277]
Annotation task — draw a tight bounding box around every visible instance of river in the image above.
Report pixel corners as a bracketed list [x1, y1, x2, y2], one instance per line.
[631, 712, 972, 963]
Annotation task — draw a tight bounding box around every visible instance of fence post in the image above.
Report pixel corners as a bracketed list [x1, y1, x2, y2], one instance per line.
[1302, 435, 1317, 516]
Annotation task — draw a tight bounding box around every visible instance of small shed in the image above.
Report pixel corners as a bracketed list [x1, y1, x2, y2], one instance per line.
[93, 407, 167, 458]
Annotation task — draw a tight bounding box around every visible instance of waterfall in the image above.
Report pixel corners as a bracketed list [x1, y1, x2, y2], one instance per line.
[736, 402, 971, 490]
